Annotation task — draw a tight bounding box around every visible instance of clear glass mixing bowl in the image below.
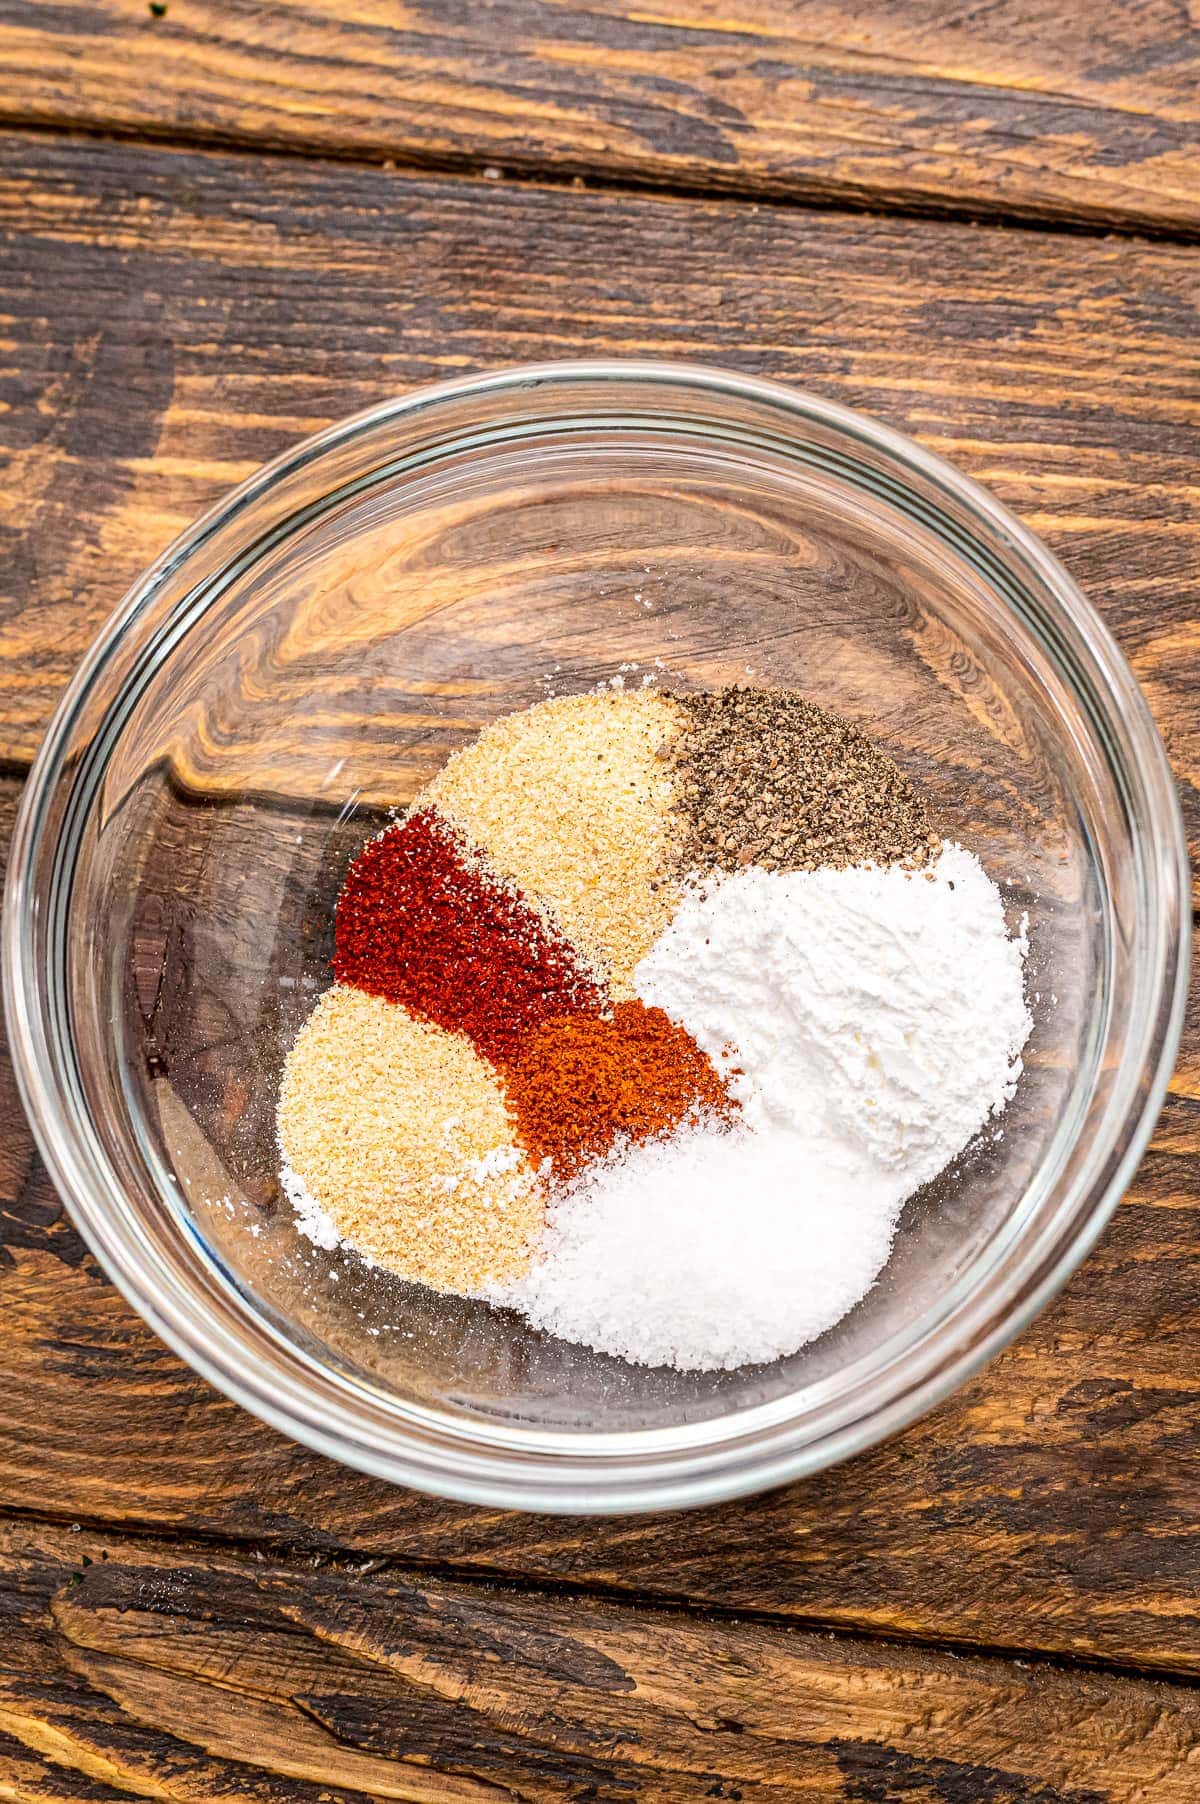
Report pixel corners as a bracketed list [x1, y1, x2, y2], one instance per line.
[3, 363, 1188, 1512]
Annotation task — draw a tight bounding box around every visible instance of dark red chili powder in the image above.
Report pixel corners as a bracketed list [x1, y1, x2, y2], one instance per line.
[502, 1000, 734, 1182]
[333, 809, 603, 1066]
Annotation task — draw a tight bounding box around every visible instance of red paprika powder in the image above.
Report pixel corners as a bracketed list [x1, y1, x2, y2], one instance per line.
[502, 1000, 733, 1182]
[333, 810, 603, 1066]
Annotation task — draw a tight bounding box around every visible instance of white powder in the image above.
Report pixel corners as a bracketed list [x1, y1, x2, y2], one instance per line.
[280, 1161, 341, 1251]
[435, 1143, 530, 1196]
[637, 844, 1031, 1191]
[496, 1121, 903, 1371]
[499, 844, 1031, 1371]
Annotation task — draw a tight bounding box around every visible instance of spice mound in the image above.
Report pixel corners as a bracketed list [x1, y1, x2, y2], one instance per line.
[670, 686, 935, 876]
[333, 807, 601, 1066]
[503, 1000, 733, 1183]
[278, 682, 1032, 1372]
[423, 689, 681, 993]
[278, 986, 543, 1294]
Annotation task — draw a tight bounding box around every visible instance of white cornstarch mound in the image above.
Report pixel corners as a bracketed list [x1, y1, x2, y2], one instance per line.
[637, 843, 1031, 1190]
[499, 843, 1031, 1371]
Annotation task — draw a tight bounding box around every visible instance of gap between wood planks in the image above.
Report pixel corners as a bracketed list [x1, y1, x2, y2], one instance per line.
[10, 1497, 1200, 1699]
[3, 110, 1199, 249]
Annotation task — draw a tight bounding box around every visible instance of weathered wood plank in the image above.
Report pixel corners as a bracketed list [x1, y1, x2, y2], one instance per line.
[1, 133, 1197, 854]
[2, 136, 1199, 1674]
[3, 0, 1200, 234]
[3, 1517, 1200, 1802]
[6, 1130, 1199, 1669]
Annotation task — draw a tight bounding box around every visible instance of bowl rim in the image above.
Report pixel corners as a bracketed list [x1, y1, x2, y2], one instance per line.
[3, 358, 1190, 1513]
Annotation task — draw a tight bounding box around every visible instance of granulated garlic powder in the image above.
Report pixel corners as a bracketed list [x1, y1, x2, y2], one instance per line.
[421, 690, 684, 995]
[277, 986, 544, 1293]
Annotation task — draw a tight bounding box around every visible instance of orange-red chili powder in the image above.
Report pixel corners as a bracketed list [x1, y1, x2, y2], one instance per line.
[333, 809, 603, 1066]
[502, 1000, 733, 1182]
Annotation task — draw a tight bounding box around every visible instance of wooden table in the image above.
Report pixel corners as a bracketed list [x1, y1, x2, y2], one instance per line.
[2, 5, 1199, 1797]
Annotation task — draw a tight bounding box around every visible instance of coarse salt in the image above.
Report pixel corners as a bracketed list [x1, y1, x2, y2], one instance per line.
[494, 1120, 903, 1370]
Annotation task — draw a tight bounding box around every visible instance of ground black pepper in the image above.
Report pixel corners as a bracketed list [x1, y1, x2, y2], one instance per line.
[668, 686, 936, 876]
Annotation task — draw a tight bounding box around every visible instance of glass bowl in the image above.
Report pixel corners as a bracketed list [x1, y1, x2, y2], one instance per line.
[3, 362, 1188, 1513]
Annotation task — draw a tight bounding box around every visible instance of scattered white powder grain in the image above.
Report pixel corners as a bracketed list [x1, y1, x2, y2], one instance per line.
[495, 1120, 903, 1371]
[281, 1161, 341, 1251]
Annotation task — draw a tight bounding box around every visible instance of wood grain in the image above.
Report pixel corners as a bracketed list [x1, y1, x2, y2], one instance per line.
[7, 1132, 1200, 1671]
[2, 130, 1200, 1689]
[3, 0, 1200, 235]
[4, 1517, 1200, 1803]
[0, 132, 1197, 857]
